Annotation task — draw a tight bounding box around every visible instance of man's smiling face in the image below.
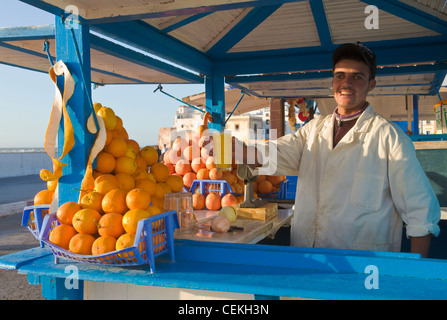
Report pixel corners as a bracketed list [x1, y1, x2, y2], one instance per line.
[332, 59, 376, 115]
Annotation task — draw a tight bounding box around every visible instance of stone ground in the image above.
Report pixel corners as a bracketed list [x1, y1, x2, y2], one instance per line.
[0, 175, 47, 300]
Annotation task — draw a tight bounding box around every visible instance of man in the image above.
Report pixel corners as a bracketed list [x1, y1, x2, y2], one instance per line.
[239, 42, 440, 257]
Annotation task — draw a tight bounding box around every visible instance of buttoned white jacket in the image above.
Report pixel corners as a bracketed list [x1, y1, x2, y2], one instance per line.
[264, 105, 440, 252]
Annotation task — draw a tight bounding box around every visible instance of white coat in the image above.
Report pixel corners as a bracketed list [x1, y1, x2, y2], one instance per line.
[263, 105, 440, 252]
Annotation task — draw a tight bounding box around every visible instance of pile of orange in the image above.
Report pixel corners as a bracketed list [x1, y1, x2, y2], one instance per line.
[160, 123, 287, 210]
[40, 102, 185, 257]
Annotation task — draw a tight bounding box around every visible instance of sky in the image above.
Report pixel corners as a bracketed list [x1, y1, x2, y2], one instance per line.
[0, 0, 205, 148]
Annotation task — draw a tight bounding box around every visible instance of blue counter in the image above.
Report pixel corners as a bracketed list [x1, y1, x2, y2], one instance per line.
[1, 240, 447, 300]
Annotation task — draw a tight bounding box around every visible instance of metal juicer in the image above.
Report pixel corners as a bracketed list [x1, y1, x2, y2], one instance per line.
[236, 164, 268, 208]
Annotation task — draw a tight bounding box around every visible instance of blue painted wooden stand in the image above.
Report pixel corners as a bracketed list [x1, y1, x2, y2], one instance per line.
[1, 240, 447, 300]
[2, 3, 447, 301]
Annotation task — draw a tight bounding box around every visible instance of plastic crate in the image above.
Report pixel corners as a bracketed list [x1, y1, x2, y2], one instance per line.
[189, 179, 233, 197]
[39, 210, 179, 273]
[284, 176, 297, 200]
[21, 204, 50, 248]
[257, 179, 289, 199]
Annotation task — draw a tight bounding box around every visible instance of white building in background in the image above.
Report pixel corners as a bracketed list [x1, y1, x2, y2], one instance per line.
[159, 104, 308, 149]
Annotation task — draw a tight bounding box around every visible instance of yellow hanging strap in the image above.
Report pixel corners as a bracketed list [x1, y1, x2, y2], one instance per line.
[40, 61, 75, 183]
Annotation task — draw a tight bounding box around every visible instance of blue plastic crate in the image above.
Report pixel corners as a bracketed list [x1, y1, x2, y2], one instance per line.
[39, 210, 179, 273]
[21, 204, 51, 248]
[189, 179, 233, 197]
[284, 176, 298, 200]
[257, 179, 289, 199]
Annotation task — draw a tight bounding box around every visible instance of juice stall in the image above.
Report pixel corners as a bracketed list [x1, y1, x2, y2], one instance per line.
[1, 0, 447, 300]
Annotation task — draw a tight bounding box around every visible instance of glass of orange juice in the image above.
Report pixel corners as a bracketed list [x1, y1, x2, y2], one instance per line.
[213, 130, 232, 171]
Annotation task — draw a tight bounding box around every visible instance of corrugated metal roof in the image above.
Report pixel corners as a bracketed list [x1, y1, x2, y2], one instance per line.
[7, 0, 447, 118]
[0, 25, 202, 84]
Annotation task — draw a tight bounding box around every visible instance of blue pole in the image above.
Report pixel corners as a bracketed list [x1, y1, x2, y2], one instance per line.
[413, 95, 419, 135]
[205, 73, 225, 131]
[55, 15, 94, 205]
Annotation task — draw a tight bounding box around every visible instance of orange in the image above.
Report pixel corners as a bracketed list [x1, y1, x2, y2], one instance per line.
[209, 167, 223, 180]
[192, 193, 205, 210]
[122, 209, 151, 234]
[49, 224, 77, 250]
[72, 208, 101, 234]
[135, 178, 157, 197]
[105, 137, 128, 158]
[98, 213, 124, 238]
[93, 102, 103, 113]
[139, 146, 159, 166]
[154, 182, 170, 199]
[96, 151, 116, 174]
[115, 173, 135, 191]
[116, 233, 136, 259]
[267, 175, 285, 187]
[183, 172, 196, 190]
[115, 156, 137, 175]
[257, 180, 273, 193]
[150, 162, 170, 182]
[69, 233, 96, 255]
[231, 183, 243, 194]
[221, 194, 237, 207]
[166, 163, 175, 175]
[168, 149, 182, 165]
[206, 157, 216, 170]
[97, 106, 117, 130]
[116, 233, 135, 251]
[196, 168, 210, 180]
[205, 193, 221, 211]
[183, 145, 200, 162]
[222, 171, 237, 185]
[256, 175, 267, 183]
[126, 188, 151, 210]
[92, 236, 117, 255]
[125, 144, 137, 160]
[94, 173, 119, 187]
[127, 139, 140, 154]
[150, 197, 164, 210]
[94, 180, 118, 195]
[163, 149, 173, 164]
[175, 159, 191, 176]
[120, 127, 129, 140]
[114, 115, 123, 131]
[133, 168, 151, 181]
[104, 129, 113, 146]
[79, 191, 104, 213]
[165, 175, 184, 193]
[102, 189, 128, 214]
[147, 205, 162, 216]
[135, 155, 147, 170]
[191, 157, 206, 173]
[34, 189, 54, 205]
[56, 201, 81, 225]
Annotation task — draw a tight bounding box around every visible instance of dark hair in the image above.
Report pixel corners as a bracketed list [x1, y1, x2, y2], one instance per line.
[332, 42, 376, 80]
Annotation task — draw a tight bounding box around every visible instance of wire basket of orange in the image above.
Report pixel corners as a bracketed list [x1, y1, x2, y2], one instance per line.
[39, 209, 179, 273]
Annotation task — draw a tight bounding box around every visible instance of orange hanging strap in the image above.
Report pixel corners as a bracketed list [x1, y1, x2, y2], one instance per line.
[40, 61, 76, 182]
